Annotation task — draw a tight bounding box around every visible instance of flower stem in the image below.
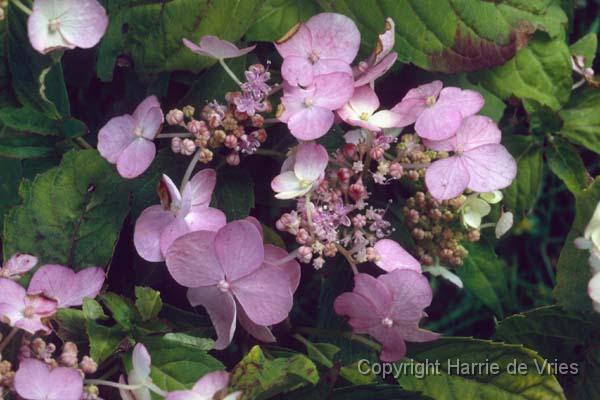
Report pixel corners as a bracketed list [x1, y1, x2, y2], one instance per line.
[157, 133, 193, 139]
[84, 379, 144, 391]
[219, 59, 242, 86]
[0, 327, 19, 354]
[401, 162, 430, 169]
[273, 249, 299, 265]
[146, 381, 167, 397]
[266, 84, 283, 97]
[336, 244, 358, 275]
[296, 327, 381, 351]
[11, 0, 32, 14]
[180, 148, 201, 191]
[74, 137, 94, 150]
[255, 148, 286, 159]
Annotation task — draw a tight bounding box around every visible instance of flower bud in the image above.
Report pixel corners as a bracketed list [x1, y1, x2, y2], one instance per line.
[349, 181, 366, 201]
[323, 243, 338, 257]
[297, 246, 313, 263]
[80, 356, 98, 375]
[224, 134, 238, 149]
[389, 162, 403, 178]
[226, 152, 240, 166]
[171, 137, 182, 153]
[251, 114, 264, 127]
[337, 168, 351, 183]
[213, 129, 227, 144]
[166, 109, 184, 126]
[182, 105, 195, 118]
[369, 146, 384, 160]
[199, 148, 214, 164]
[59, 342, 78, 368]
[187, 119, 206, 136]
[343, 143, 357, 159]
[180, 139, 196, 156]
[295, 228, 312, 245]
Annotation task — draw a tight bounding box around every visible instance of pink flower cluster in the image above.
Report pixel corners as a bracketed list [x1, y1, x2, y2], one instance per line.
[0, 254, 104, 335]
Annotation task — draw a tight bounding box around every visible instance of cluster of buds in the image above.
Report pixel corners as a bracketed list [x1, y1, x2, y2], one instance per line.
[0, 339, 14, 397]
[166, 63, 272, 166]
[403, 191, 475, 267]
[18, 338, 97, 375]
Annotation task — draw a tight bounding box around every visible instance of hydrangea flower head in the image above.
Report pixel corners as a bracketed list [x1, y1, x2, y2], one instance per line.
[27, 0, 108, 54]
[353, 18, 398, 87]
[275, 13, 360, 86]
[391, 81, 484, 140]
[183, 36, 256, 59]
[14, 359, 83, 400]
[165, 220, 297, 349]
[0, 253, 38, 278]
[279, 73, 354, 140]
[98, 96, 164, 179]
[271, 143, 329, 200]
[423, 115, 517, 200]
[0, 278, 57, 334]
[134, 170, 226, 262]
[27, 264, 105, 308]
[373, 239, 421, 272]
[337, 85, 408, 131]
[334, 271, 439, 362]
[166, 371, 242, 400]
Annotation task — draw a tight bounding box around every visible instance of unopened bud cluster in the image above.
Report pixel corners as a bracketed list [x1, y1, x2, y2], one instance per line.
[18, 337, 98, 375]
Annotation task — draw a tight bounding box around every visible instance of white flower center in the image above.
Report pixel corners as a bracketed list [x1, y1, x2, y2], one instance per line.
[381, 317, 393, 328]
[217, 280, 230, 292]
[48, 18, 61, 33]
[308, 52, 320, 64]
[23, 305, 35, 318]
[299, 179, 312, 189]
[359, 112, 370, 121]
[426, 95, 437, 106]
[304, 97, 314, 108]
[134, 127, 144, 137]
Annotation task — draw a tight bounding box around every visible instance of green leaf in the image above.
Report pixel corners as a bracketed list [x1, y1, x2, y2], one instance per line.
[0, 157, 22, 219]
[83, 298, 108, 321]
[213, 168, 255, 221]
[570, 33, 597, 67]
[230, 345, 319, 400]
[558, 89, 600, 154]
[87, 320, 128, 364]
[0, 107, 60, 136]
[397, 338, 566, 400]
[135, 287, 163, 321]
[3, 150, 130, 269]
[54, 309, 88, 348]
[5, 4, 69, 118]
[457, 243, 508, 317]
[141, 336, 224, 392]
[100, 293, 138, 330]
[246, 0, 321, 41]
[472, 33, 572, 111]
[503, 135, 544, 219]
[445, 75, 506, 122]
[331, 385, 431, 399]
[96, 0, 265, 81]
[546, 137, 589, 194]
[262, 224, 286, 248]
[554, 178, 600, 312]
[163, 333, 214, 351]
[318, 0, 566, 73]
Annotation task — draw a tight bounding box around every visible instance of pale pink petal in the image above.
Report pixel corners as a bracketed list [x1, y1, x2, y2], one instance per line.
[27, 4, 71, 54]
[264, 244, 301, 292]
[288, 107, 334, 140]
[374, 18, 396, 64]
[275, 23, 312, 58]
[215, 221, 265, 281]
[421, 136, 457, 152]
[116, 138, 156, 179]
[15, 316, 52, 334]
[165, 231, 223, 287]
[378, 269, 434, 321]
[134, 205, 175, 262]
[281, 56, 314, 87]
[271, 171, 305, 199]
[26, 294, 58, 316]
[369, 110, 408, 129]
[294, 143, 329, 182]
[424, 157, 470, 200]
[415, 104, 463, 140]
[312, 58, 354, 78]
[0, 278, 26, 308]
[55, 0, 108, 50]
[345, 85, 380, 118]
[231, 264, 292, 326]
[4, 253, 38, 276]
[166, 392, 204, 400]
[390, 80, 443, 125]
[132, 343, 151, 380]
[119, 375, 137, 400]
[192, 371, 230, 398]
[352, 273, 392, 316]
[185, 207, 227, 232]
[183, 36, 255, 59]
[306, 13, 360, 63]
[462, 144, 517, 193]
[182, 169, 217, 208]
[312, 73, 355, 110]
[374, 239, 421, 272]
[455, 115, 501, 151]
[237, 304, 276, 343]
[367, 324, 407, 362]
[46, 366, 85, 400]
[15, 359, 52, 400]
[334, 292, 381, 330]
[159, 174, 183, 210]
[97, 115, 136, 163]
[397, 326, 441, 343]
[244, 216, 264, 238]
[187, 286, 237, 350]
[133, 96, 164, 140]
[437, 87, 484, 117]
[0, 303, 23, 329]
[354, 52, 398, 87]
[28, 265, 105, 308]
